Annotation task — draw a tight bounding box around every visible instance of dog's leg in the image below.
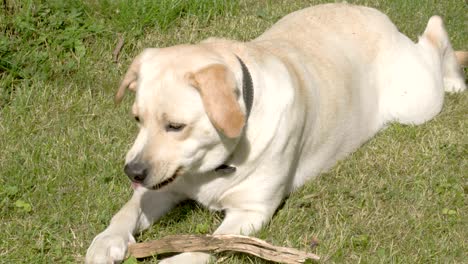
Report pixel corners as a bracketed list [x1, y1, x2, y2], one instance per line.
[379, 15, 466, 125]
[86, 188, 184, 264]
[159, 203, 280, 264]
[423, 16, 466, 93]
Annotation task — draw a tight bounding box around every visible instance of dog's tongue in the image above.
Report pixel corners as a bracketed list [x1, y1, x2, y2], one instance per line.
[131, 182, 142, 190]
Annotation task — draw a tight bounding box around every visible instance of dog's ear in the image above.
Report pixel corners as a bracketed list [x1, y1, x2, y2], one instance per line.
[187, 64, 245, 138]
[115, 54, 142, 104]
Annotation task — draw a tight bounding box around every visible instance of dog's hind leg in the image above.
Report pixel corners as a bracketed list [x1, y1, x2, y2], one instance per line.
[423, 15, 466, 93]
[378, 16, 465, 126]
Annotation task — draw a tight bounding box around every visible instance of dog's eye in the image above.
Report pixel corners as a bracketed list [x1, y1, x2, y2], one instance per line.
[134, 116, 140, 122]
[165, 122, 186, 132]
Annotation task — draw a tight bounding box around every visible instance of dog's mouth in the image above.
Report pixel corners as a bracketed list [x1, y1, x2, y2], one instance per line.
[150, 167, 183, 190]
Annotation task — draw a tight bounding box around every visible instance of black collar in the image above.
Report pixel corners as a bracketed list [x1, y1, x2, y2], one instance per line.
[214, 55, 253, 174]
[236, 55, 254, 119]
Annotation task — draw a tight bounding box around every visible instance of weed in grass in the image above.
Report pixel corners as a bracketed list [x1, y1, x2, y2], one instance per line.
[1, 1, 105, 107]
[0, 0, 238, 108]
[86, 0, 239, 33]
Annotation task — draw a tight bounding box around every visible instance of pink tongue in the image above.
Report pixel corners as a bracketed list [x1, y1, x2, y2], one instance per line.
[131, 182, 141, 190]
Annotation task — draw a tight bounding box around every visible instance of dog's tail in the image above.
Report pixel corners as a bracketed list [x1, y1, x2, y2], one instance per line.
[455, 51, 468, 68]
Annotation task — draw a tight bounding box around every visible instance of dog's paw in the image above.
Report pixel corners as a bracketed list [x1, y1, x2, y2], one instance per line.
[444, 77, 466, 93]
[159, 252, 214, 264]
[85, 232, 135, 264]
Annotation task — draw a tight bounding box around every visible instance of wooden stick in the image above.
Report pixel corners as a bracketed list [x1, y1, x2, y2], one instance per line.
[127, 234, 320, 264]
[113, 34, 125, 63]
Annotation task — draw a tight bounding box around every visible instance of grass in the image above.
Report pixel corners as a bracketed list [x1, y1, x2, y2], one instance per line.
[0, 0, 466, 263]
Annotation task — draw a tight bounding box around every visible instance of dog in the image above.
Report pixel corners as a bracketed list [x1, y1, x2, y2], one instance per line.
[86, 3, 466, 263]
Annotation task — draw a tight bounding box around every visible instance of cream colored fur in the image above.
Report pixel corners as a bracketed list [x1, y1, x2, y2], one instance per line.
[86, 4, 466, 263]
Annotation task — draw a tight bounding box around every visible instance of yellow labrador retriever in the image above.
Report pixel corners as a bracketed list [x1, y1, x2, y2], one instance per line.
[86, 3, 466, 263]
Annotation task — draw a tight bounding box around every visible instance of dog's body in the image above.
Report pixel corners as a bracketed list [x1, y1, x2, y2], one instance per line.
[86, 4, 466, 263]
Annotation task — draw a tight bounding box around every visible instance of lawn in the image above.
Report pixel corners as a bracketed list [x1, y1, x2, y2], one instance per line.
[0, 0, 466, 263]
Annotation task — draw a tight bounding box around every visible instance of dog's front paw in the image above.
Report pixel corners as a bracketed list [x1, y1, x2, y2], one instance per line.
[159, 252, 214, 264]
[86, 231, 135, 264]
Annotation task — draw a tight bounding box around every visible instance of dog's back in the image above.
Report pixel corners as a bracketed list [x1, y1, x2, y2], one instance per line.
[257, 3, 396, 63]
[251, 3, 466, 189]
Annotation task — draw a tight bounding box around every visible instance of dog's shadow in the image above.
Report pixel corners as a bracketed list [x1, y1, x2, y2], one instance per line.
[133, 199, 225, 261]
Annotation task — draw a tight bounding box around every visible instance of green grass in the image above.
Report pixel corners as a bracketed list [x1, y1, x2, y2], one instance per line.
[0, 0, 466, 263]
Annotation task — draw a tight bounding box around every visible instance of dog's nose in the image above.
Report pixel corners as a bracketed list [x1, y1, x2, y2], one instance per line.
[124, 162, 148, 183]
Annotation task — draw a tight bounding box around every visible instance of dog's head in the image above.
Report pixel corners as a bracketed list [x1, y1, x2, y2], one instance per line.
[115, 45, 246, 190]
